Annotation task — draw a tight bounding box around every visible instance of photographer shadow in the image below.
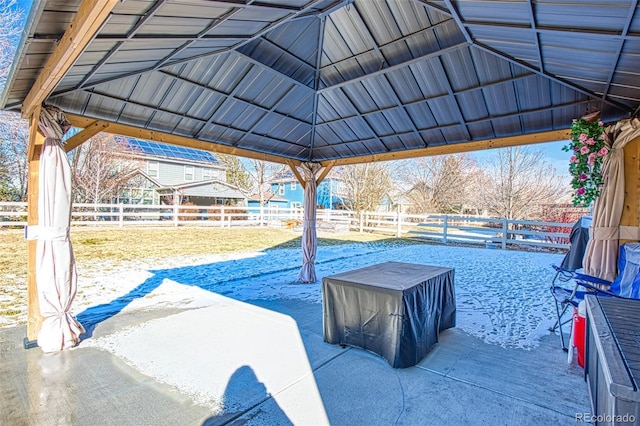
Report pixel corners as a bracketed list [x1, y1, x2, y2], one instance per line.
[202, 365, 291, 425]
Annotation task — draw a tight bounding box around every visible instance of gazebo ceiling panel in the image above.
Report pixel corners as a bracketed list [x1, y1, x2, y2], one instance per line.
[466, 121, 495, 141]
[244, 16, 320, 65]
[317, 116, 375, 141]
[534, 0, 633, 31]
[237, 39, 316, 88]
[4, 0, 640, 163]
[405, 103, 438, 130]
[317, 89, 361, 121]
[455, 90, 489, 122]
[491, 116, 529, 138]
[454, 0, 529, 24]
[437, 125, 467, 143]
[376, 136, 403, 152]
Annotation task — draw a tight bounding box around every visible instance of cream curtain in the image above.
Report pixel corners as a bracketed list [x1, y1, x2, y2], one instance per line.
[27, 105, 84, 352]
[298, 162, 321, 283]
[584, 117, 640, 281]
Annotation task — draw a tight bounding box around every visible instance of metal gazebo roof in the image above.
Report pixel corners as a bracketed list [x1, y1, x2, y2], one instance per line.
[3, 0, 640, 165]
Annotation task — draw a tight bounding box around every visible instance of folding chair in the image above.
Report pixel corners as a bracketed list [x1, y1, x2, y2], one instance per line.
[550, 240, 640, 352]
[548, 217, 590, 351]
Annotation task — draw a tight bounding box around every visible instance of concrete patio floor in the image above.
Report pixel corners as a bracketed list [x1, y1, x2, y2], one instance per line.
[0, 296, 590, 425]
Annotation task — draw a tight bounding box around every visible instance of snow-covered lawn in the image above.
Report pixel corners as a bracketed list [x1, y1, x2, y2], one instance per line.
[67, 241, 563, 349]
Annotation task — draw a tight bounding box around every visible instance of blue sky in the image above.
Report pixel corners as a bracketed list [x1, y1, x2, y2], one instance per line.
[536, 140, 573, 175]
[472, 140, 572, 180]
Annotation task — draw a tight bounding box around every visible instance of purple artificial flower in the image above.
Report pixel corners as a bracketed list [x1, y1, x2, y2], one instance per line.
[580, 173, 588, 181]
[576, 187, 586, 195]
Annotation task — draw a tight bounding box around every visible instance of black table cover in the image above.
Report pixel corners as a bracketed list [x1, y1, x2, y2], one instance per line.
[322, 261, 456, 368]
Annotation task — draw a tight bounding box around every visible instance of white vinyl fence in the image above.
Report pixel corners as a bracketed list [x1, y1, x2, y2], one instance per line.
[0, 202, 574, 251]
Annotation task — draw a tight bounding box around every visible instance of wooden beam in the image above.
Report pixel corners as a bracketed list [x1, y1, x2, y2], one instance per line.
[316, 160, 335, 185]
[620, 136, 640, 244]
[64, 114, 569, 168]
[320, 129, 572, 166]
[21, 0, 120, 118]
[286, 160, 305, 186]
[26, 106, 43, 345]
[64, 120, 109, 152]
[65, 113, 301, 166]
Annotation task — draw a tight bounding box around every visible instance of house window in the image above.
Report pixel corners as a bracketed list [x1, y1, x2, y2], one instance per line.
[278, 184, 285, 196]
[120, 187, 156, 205]
[184, 166, 194, 181]
[147, 161, 159, 178]
[291, 181, 297, 191]
[202, 168, 215, 180]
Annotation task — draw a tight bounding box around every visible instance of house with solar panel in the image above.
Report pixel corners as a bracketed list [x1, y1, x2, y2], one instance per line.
[115, 138, 247, 206]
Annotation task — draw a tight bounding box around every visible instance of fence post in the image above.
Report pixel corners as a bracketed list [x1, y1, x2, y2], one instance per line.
[396, 210, 402, 238]
[228, 214, 232, 228]
[501, 218, 508, 250]
[119, 204, 124, 227]
[173, 203, 179, 227]
[221, 206, 225, 227]
[443, 215, 448, 244]
[359, 212, 364, 233]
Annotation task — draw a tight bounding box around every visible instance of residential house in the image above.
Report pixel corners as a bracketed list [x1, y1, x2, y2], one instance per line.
[246, 192, 289, 209]
[261, 171, 345, 210]
[116, 138, 246, 206]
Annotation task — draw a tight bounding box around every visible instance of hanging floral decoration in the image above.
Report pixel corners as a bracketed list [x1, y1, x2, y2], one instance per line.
[562, 112, 609, 207]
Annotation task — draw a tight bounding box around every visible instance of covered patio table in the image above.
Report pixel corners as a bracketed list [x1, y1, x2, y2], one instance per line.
[322, 261, 456, 368]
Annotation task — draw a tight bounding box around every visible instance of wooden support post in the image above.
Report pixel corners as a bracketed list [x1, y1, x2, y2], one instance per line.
[287, 160, 305, 186]
[316, 161, 335, 185]
[64, 120, 109, 152]
[620, 136, 640, 245]
[26, 107, 44, 346]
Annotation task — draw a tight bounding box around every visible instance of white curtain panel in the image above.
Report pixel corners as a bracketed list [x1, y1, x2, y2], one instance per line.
[298, 162, 321, 283]
[29, 104, 84, 352]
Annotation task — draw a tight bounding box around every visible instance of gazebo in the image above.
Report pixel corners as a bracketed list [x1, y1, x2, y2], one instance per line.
[3, 0, 640, 349]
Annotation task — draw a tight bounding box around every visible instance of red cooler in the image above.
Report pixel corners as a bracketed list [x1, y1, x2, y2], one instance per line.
[573, 301, 586, 368]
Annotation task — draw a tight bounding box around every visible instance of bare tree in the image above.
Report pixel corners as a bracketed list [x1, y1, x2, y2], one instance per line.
[0, 1, 26, 201]
[0, 110, 28, 200]
[482, 146, 564, 221]
[464, 167, 492, 216]
[340, 162, 393, 217]
[0, 0, 24, 89]
[69, 135, 142, 203]
[399, 153, 478, 214]
[215, 153, 253, 194]
[247, 159, 287, 207]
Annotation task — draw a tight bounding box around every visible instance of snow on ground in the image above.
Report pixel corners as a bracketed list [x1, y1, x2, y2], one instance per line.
[66, 242, 564, 350]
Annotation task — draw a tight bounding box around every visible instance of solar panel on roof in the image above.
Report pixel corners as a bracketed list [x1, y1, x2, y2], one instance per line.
[123, 138, 218, 163]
